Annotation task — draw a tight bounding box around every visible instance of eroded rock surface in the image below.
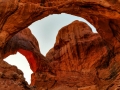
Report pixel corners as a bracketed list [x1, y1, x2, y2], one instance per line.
[1, 0, 120, 90]
[2, 20, 120, 90]
[1, 0, 120, 49]
[0, 60, 31, 90]
[3, 28, 49, 72]
[45, 21, 112, 90]
[30, 21, 120, 90]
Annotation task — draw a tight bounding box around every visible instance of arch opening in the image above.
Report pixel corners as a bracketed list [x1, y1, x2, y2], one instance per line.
[4, 13, 97, 85]
[29, 13, 97, 56]
[4, 52, 33, 84]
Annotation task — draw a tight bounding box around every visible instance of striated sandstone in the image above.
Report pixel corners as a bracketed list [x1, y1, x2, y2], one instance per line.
[78, 85, 98, 90]
[2, 20, 120, 90]
[1, 0, 120, 90]
[30, 20, 120, 90]
[3, 28, 50, 72]
[44, 21, 109, 90]
[27, 20, 114, 90]
[0, 0, 120, 69]
[0, 60, 31, 90]
[0, 0, 120, 49]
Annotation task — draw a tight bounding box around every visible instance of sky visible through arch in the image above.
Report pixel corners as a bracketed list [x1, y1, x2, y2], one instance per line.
[4, 13, 97, 84]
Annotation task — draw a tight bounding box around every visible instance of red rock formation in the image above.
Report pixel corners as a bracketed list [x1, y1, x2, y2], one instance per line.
[1, 0, 120, 90]
[29, 20, 120, 90]
[0, 60, 32, 90]
[3, 28, 50, 72]
[2, 19, 119, 90]
[35, 21, 108, 90]
[1, 0, 120, 49]
[20, 0, 40, 3]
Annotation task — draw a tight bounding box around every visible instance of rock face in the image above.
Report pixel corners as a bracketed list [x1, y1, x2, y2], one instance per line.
[1, 0, 120, 90]
[1, 0, 120, 49]
[29, 21, 104, 90]
[0, 60, 31, 90]
[2, 19, 120, 90]
[3, 28, 49, 72]
[30, 20, 114, 90]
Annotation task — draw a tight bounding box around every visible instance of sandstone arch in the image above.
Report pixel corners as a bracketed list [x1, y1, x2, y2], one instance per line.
[0, 0, 120, 53]
[1, 0, 120, 90]
[2, 28, 49, 72]
[1, 0, 120, 67]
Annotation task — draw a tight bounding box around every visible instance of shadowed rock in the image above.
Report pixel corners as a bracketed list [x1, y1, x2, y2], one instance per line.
[3, 28, 50, 72]
[0, 60, 31, 90]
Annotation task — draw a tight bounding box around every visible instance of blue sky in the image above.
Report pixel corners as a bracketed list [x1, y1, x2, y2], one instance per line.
[4, 13, 97, 84]
[29, 13, 96, 56]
